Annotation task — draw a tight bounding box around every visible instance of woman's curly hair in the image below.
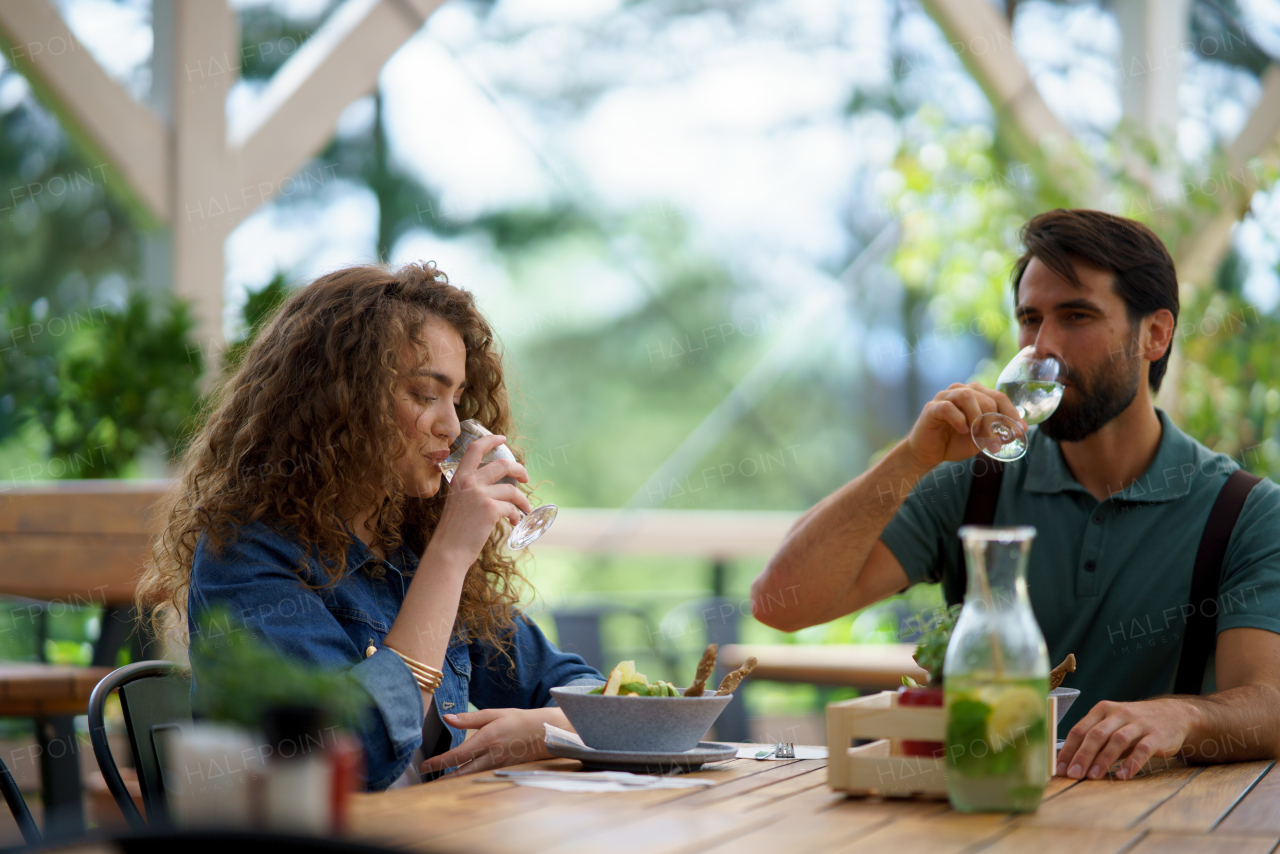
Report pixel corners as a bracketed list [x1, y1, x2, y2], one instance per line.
[136, 262, 531, 654]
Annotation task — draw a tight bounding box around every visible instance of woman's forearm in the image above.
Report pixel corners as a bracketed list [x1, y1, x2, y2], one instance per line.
[382, 539, 473, 681]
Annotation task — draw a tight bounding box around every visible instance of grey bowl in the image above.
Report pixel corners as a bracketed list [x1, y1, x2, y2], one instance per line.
[1050, 687, 1080, 725]
[550, 685, 733, 753]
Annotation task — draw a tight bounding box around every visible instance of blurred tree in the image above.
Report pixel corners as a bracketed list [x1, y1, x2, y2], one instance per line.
[1178, 243, 1280, 475]
[1188, 0, 1274, 75]
[0, 60, 138, 315]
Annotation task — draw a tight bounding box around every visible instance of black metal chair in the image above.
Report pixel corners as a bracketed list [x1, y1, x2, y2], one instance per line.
[0, 753, 40, 846]
[88, 661, 191, 833]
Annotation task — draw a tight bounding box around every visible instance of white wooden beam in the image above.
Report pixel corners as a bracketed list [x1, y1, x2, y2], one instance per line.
[170, 0, 239, 353]
[1228, 65, 1280, 169]
[230, 0, 444, 213]
[918, 0, 1076, 168]
[1115, 0, 1190, 139]
[1174, 65, 1280, 289]
[0, 0, 169, 222]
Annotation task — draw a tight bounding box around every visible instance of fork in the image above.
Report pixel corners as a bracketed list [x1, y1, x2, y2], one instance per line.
[754, 742, 795, 760]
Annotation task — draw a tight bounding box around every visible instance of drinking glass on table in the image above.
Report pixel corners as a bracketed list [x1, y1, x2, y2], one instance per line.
[970, 346, 1065, 462]
[440, 419, 558, 550]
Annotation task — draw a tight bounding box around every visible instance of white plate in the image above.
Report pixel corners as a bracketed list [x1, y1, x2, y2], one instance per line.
[546, 740, 737, 773]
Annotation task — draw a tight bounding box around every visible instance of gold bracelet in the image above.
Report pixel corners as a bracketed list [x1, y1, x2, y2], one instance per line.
[366, 642, 444, 692]
[401, 660, 444, 693]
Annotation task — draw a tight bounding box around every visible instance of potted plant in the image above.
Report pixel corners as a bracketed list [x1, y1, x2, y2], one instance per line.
[177, 608, 370, 831]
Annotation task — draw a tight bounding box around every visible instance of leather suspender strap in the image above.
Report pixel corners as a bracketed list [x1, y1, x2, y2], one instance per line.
[1173, 468, 1263, 695]
[944, 457, 1005, 607]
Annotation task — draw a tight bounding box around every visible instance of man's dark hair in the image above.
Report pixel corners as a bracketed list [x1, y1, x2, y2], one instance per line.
[1011, 209, 1179, 392]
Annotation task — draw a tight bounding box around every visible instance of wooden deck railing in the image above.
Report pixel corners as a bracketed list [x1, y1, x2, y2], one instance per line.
[0, 480, 802, 607]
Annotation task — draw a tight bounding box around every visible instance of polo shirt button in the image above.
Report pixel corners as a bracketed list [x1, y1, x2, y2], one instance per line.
[1092, 514, 1103, 524]
[1084, 559, 1097, 572]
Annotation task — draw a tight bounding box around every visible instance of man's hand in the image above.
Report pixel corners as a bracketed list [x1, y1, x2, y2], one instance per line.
[1056, 698, 1196, 781]
[419, 707, 570, 777]
[906, 382, 1026, 470]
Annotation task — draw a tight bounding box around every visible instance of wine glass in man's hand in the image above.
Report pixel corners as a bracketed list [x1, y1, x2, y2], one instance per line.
[970, 346, 1065, 462]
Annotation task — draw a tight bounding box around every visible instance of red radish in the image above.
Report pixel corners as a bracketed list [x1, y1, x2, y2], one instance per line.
[897, 686, 944, 758]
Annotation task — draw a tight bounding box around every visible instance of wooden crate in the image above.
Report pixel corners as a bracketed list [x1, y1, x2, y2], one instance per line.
[826, 690, 1058, 798]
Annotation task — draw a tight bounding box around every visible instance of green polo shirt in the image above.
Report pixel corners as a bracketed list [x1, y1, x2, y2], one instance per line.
[880, 409, 1280, 731]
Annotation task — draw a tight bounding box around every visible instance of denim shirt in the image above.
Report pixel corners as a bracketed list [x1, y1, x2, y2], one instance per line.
[186, 520, 604, 790]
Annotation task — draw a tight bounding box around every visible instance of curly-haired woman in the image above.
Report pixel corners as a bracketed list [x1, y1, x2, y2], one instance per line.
[136, 262, 603, 790]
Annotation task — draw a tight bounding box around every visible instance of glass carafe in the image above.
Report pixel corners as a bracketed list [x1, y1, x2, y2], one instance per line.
[942, 525, 1050, 812]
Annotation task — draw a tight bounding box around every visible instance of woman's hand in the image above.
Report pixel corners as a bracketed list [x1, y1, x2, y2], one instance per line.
[429, 434, 533, 567]
[419, 707, 571, 777]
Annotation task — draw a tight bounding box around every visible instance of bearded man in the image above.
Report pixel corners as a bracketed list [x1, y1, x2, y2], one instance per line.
[752, 209, 1280, 782]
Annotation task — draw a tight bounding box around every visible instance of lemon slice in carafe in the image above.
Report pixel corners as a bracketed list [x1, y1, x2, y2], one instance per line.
[986, 686, 1043, 750]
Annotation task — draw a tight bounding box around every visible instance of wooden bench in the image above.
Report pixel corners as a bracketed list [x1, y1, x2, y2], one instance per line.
[0, 479, 166, 606]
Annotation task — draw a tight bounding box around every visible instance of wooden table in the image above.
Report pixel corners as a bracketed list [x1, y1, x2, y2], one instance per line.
[0, 663, 112, 717]
[349, 752, 1280, 853]
[720, 643, 929, 690]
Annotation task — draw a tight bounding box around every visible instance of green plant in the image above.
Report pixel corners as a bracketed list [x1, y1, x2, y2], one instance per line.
[33, 291, 203, 477]
[902, 603, 961, 689]
[189, 607, 370, 732]
[223, 273, 294, 371]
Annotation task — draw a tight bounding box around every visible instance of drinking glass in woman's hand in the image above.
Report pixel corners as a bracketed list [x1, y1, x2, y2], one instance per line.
[441, 420, 558, 550]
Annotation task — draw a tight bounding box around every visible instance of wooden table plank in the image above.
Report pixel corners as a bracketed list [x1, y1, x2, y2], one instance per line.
[426, 803, 778, 854]
[0, 664, 111, 717]
[829, 810, 1011, 854]
[1217, 762, 1280, 836]
[696, 802, 899, 854]
[1043, 774, 1080, 800]
[348, 750, 1275, 854]
[1130, 832, 1280, 854]
[666, 759, 825, 808]
[976, 827, 1144, 854]
[716, 765, 828, 813]
[1137, 761, 1273, 833]
[347, 757, 808, 851]
[1014, 765, 1202, 830]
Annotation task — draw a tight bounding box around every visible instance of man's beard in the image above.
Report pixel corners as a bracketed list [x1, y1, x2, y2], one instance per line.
[1039, 336, 1142, 443]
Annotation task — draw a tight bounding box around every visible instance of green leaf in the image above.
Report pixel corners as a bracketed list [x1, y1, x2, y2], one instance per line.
[913, 604, 961, 688]
[945, 698, 991, 774]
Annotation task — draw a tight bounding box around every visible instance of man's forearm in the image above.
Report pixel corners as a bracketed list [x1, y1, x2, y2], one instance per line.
[752, 439, 932, 630]
[1177, 685, 1280, 764]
